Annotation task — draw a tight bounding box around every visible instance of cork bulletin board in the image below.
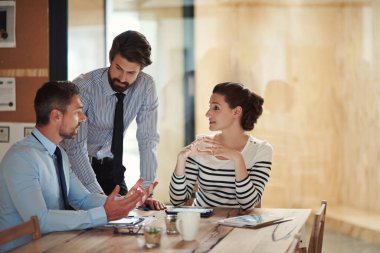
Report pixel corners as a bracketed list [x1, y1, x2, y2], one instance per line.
[0, 0, 49, 122]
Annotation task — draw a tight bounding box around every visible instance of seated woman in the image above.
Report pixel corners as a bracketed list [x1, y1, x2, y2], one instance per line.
[169, 82, 272, 210]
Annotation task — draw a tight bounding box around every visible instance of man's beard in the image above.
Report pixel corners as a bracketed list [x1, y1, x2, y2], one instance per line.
[59, 124, 80, 139]
[110, 78, 130, 93]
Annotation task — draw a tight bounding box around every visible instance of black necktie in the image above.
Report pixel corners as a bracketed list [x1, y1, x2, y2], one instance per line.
[54, 147, 70, 210]
[111, 93, 125, 183]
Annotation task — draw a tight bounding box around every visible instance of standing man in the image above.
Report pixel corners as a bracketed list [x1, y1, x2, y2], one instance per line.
[62, 31, 162, 209]
[0, 81, 153, 252]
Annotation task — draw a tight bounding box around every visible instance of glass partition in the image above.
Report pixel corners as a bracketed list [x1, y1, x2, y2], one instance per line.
[68, 0, 188, 201]
[68, 0, 380, 214]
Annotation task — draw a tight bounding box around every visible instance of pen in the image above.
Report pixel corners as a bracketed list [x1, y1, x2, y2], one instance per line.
[133, 218, 144, 225]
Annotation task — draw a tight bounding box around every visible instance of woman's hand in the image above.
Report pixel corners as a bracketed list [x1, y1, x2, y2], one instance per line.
[201, 137, 248, 180]
[174, 138, 212, 177]
[178, 138, 213, 160]
[200, 137, 240, 160]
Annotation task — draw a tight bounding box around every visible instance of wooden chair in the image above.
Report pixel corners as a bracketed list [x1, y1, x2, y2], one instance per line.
[286, 233, 302, 253]
[0, 216, 41, 246]
[185, 182, 199, 206]
[299, 200, 327, 253]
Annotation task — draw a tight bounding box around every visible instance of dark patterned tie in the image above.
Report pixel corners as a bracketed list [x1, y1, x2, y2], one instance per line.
[111, 93, 125, 184]
[54, 147, 70, 210]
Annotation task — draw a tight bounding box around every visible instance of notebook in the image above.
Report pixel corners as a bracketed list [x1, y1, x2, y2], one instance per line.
[217, 213, 291, 229]
[104, 217, 145, 228]
[165, 207, 214, 218]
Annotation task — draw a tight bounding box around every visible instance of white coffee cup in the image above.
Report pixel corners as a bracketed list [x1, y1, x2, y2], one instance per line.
[175, 211, 201, 241]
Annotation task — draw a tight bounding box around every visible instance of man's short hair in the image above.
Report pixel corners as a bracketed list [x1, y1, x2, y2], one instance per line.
[109, 30, 152, 68]
[34, 81, 79, 126]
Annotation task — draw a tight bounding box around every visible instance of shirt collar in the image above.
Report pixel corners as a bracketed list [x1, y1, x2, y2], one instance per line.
[32, 129, 57, 156]
[101, 69, 116, 96]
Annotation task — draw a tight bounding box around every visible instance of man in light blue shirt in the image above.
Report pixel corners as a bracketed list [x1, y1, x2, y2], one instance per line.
[0, 81, 153, 252]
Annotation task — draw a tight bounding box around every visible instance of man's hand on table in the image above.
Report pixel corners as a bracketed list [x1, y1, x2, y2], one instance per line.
[141, 197, 166, 210]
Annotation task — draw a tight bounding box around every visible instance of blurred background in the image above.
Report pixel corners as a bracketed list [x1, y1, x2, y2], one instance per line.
[0, 0, 379, 251]
[69, 0, 380, 249]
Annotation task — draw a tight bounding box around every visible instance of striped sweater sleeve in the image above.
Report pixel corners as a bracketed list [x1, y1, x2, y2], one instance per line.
[236, 142, 273, 210]
[169, 157, 199, 206]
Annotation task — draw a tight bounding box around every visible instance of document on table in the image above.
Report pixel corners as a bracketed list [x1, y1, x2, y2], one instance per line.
[104, 215, 156, 228]
[217, 214, 295, 229]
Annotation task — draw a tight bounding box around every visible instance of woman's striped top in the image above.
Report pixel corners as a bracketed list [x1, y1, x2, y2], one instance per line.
[169, 135, 272, 210]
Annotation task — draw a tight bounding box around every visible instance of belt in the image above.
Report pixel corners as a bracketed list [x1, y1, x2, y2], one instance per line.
[89, 156, 113, 165]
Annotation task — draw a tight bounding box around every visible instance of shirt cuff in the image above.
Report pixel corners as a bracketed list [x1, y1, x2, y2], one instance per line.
[172, 172, 186, 181]
[88, 206, 108, 226]
[235, 175, 250, 184]
[141, 180, 152, 189]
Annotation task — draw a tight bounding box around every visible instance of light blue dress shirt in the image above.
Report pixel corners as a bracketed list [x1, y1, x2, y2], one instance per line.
[0, 129, 107, 252]
[62, 68, 160, 192]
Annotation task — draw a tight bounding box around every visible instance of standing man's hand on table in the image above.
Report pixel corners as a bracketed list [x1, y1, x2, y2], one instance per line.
[142, 197, 166, 210]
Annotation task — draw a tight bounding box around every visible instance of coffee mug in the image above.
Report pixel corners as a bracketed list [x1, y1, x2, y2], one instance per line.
[175, 211, 201, 241]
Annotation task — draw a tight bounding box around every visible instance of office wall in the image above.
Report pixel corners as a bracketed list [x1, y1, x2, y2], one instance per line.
[0, 0, 48, 155]
[195, 0, 380, 213]
[0, 0, 49, 123]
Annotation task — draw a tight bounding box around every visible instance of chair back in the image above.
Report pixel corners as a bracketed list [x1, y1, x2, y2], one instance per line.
[286, 233, 302, 253]
[0, 216, 41, 246]
[308, 200, 327, 253]
[185, 181, 199, 206]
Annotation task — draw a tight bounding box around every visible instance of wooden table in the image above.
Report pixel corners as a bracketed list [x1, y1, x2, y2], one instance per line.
[10, 207, 311, 253]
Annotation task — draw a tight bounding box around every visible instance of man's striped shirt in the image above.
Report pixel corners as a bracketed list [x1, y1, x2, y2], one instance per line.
[62, 68, 159, 192]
